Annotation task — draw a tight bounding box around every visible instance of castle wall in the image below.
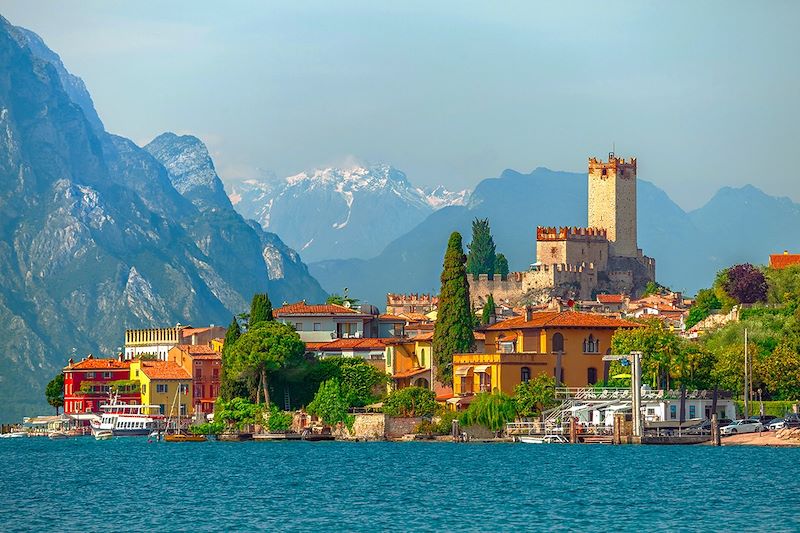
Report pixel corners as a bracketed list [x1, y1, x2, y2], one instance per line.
[536, 238, 608, 271]
[468, 272, 525, 305]
[588, 156, 638, 257]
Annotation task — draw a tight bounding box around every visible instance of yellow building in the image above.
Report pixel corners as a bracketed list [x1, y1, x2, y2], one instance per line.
[452, 310, 640, 400]
[130, 360, 193, 417]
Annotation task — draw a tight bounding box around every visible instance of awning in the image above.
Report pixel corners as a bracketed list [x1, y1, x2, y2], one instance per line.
[474, 365, 491, 373]
[454, 366, 472, 376]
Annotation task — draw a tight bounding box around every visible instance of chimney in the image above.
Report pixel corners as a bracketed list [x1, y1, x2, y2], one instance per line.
[118, 352, 124, 362]
[525, 305, 533, 322]
[68, 358, 74, 365]
[785, 250, 789, 255]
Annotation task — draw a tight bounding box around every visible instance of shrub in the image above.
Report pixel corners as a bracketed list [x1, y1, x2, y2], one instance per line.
[267, 404, 293, 432]
[459, 392, 517, 432]
[189, 421, 224, 435]
[383, 387, 437, 418]
[307, 378, 354, 430]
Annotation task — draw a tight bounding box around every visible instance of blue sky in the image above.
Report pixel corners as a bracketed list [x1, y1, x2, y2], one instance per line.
[3, 1, 798, 209]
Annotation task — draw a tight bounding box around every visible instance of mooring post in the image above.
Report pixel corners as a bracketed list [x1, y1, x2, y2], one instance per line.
[569, 417, 577, 444]
[711, 413, 720, 446]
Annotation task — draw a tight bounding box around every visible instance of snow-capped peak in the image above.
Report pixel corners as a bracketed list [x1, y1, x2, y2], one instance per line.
[418, 185, 471, 209]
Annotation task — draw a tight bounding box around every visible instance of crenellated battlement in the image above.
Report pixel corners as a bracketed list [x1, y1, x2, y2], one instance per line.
[536, 226, 608, 242]
[588, 153, 637, 172]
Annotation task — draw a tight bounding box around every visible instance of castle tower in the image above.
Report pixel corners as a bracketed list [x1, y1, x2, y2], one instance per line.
[587, 153, 638, 257]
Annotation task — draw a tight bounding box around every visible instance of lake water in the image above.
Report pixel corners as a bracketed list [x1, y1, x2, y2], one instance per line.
[1, 438, 799, 532]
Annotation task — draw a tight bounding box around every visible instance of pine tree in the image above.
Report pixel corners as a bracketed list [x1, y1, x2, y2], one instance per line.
[495, 253, 509, 279]
[466, 218, 497, 278]
[219, 316, 244, 401]
[481, 294, 496, 325]
[433, 232, 475, 386]
[249, 293, 273, 327]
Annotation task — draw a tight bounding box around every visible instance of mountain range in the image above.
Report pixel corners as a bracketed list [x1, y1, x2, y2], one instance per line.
[227, 166, 469, 262]
[0, 19, 325, 421]
[309, 168, 800, 307]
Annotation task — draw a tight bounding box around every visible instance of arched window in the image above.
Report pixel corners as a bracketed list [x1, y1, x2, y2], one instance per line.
[521, 367, 531, 383]
[588, 367, 598, 385]
[584, 334, 597, 353]
[552, 333, 564, 353]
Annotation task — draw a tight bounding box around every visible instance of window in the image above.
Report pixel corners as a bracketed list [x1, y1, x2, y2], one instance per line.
[521, 367, 531, 383]
[76, 401, 83, 411]
[141, 384, 146, 394]
[670, 405, 677, 420]
[583, 335, 599, 353]
[295, 323, 303, 331]
[156, 384, 168, 394]
[499, 341, 515, 353]
[587, 367, 597, 385]
[212, 368, 219, 379]
[195, 385, 203, 398]
[103, 372, 112, 379]
[552, 333, 564, 353]
[86, 372, 95, 379]
[158, 404, 165, 415]
[180, 404, 187, 416]
[479, 373, 491, 392]
[180, 384, 189, 395]
[195, 369, 202, 380]
[313, 323, 321, 331]
[461, 376, 473, 394]
[689, 405, 696, 419]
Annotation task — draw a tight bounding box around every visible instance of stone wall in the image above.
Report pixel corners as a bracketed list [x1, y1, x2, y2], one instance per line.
[469, 272, 525, 306]
[327, 413, 423, 440]
[588, 156, 638, 258]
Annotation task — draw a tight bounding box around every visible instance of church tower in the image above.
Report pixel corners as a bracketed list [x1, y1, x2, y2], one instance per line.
[587, 153, 638, 257]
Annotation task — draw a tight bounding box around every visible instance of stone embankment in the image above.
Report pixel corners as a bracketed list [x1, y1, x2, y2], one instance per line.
[720, 430, 800, 447]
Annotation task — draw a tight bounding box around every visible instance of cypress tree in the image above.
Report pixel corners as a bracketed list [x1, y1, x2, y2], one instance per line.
[466, 218, 497, 278]
[481, 294, 496, 325]
[219, 316, 244, 401]
[433, 232, 475, 386]
[495, 253, 509, 279]
[249, 292, 273, 327]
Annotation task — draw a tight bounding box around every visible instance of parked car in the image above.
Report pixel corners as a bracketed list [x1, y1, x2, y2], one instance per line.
[766, 418, 785, 431]
[754, 415, 777, 426]
[720, 419, 763, 435]
[769, 414, 800, 431]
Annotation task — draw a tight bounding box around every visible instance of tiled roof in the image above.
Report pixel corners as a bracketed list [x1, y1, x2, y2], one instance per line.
[392, 367, 430, 379]
[305, 338, 393, 351]
[398, 312, 431, 322]
[486, 311, 641, 330]
[181, 327, 213, 337]
[770, 253, 800, 269]
[139, 361, 191, 380]
[174, 344, 219, 356]
[597, 294, 626, 304]
[411, 332, 434, 341]
[190, 353, 222, 360]
[274, 302, 363, 317]
[378, 314, 406, 321]
[65, 357, 130, 371]
[473, 332, 486, 341]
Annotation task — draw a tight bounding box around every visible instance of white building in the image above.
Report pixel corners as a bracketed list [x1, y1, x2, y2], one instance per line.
[124, 324, 226, 360]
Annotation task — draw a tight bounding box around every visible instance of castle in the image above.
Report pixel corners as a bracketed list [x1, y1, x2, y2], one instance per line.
[470, 154, 656, 306]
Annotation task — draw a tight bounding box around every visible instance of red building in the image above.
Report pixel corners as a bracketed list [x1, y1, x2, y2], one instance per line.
[63, 355, 138, 415]
[168, 345, 222, 416]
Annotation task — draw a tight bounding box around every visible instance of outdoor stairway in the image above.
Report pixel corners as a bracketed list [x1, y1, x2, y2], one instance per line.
[283, 389, 291, 411]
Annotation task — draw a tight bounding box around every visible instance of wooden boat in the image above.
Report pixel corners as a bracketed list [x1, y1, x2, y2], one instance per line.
[164, 433, 207, 442]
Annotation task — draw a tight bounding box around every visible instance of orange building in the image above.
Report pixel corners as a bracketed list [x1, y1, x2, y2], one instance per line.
[769, 250, 800, 269]
[168, 344, 222, 416]
[452, 310, 640, 399]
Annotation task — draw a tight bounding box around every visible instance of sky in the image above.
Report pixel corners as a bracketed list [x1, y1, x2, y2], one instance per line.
[3, 1, 799, 209]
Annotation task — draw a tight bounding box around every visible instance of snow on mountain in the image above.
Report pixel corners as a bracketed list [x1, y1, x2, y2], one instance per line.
[226, 164, 470, 262]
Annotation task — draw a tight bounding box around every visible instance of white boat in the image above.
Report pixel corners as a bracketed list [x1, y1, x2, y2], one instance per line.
[519, 434, 569, 444]
[94, 430, 113, 441]
[0, 431, 27, 438]
[89, 393, 164, 437]
[48, 431, 69, 440]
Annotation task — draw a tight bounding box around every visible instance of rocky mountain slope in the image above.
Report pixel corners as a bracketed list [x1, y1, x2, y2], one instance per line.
[0, 19, 325, 421]
[227, 165, 470, 262]
[310, 167, 798, 307]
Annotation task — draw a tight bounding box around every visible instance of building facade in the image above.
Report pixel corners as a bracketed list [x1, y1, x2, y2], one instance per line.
[63, 355, 137, 415]
[168, 345, 222, 416]
[124, 324, 226, 360]
[130, 360, 193, 416]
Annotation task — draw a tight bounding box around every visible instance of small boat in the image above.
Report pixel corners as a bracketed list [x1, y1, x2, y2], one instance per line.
[94, 430, 114, 441]
[48, 431, 69, 440]
[519, 434, 568, 444]
[164, 433, 207, 443]
[0, 431, 27, 439]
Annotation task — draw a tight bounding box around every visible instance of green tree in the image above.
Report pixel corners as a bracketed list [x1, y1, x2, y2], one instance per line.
[45, 373, 64, 414]
[433, 232, 475, 385]
[215, 397, 261, 430]
[326, 293, 360, 307]
[513, 374, 557, 417]
[494, 253, 509, 279]
[266, 404, 294, 432]
[249, 293, 274, 327]
[219, 316, 246, 401]
[307, 378, 353, 429]
[227, 321, 305, 406]
[466, 218, 497, 278]
[686, 288, 722, 329]
[481, 294, 496, 325]
[383, 387, 437, 417]
[459, 392, 517, 432]
[610, 319, 683, 389]
[313, 357, 388, 407]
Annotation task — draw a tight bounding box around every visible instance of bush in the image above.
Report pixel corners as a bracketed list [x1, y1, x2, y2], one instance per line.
[215, 397, 261, 430]
[189, 421, 224, 435]
[307, 378, 354, 430]
[383, 387, 437, 418]
[459, 392, 517, 432]
[267, 404, 293, 432]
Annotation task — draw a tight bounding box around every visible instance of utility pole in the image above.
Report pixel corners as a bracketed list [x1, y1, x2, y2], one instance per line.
[744, 328, 749, 419]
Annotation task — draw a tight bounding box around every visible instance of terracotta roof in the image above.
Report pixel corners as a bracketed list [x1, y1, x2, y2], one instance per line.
[305, 338, 393, 351]
[65, 357, 130, 371]
[274, 302, 363, 317]
[392, 367, 430, 379]
[486, 311, 641, 331]
[411, 332, 434, 341]
[181, 327, 213, 337]
[173, 344, 219, 356]
[398, 312, 432, 322]
[597, 294, 626, 304]
[770, 253, 800, 269]
[473, 332, 486, 341]
[139, 361, 191, 380]
[191, 353, 222, 360]
[378, 314, 406, 321]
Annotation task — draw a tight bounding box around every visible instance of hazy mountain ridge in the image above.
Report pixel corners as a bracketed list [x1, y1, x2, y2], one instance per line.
[227, 164, 470, 261]
[309, 168, 800, 307]
[0, 20, 325, 421]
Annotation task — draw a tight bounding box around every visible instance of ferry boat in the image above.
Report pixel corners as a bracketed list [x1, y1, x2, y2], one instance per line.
[89, 393, 164, 437]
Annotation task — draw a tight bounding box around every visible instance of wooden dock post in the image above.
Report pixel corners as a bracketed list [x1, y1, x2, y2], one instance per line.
[711, 414, 721, 446]
[569, 417, 577, 444]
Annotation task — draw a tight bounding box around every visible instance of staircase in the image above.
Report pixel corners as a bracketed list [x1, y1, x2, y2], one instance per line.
[283, 389, 291, 411]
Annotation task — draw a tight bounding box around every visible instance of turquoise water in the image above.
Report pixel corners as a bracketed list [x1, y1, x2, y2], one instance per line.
[1, 439, 799, 532]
